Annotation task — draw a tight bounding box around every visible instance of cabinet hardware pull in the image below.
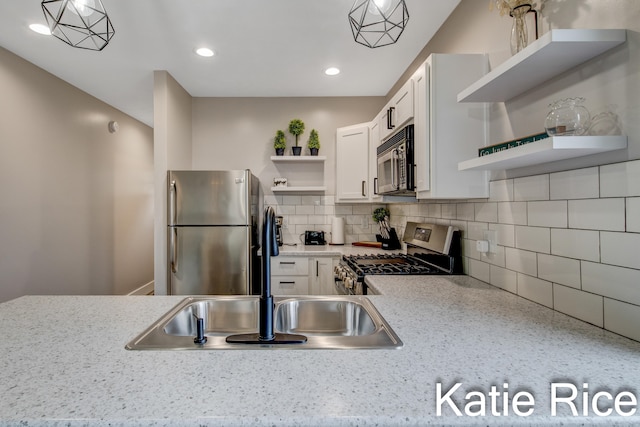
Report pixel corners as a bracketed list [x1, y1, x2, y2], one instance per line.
[316, 260, 319, 277]
[279, 261, 296, 265]
[388, 106, 395, 129]
[279, 281, 296, 287]
[361, 180, 366, 197]
[374, 177, 378, 195]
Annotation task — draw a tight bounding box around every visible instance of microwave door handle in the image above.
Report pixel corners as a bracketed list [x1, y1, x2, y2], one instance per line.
[391, 149, 398, 190]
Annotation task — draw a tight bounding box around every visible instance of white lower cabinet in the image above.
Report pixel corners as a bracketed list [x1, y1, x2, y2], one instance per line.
[309, 256, 339, 295]
[270, 255, 338, 295]
[270, 256, 309, 295]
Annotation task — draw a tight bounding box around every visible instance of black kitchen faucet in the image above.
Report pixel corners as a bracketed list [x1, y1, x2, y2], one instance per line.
[226, 206, 306, 345]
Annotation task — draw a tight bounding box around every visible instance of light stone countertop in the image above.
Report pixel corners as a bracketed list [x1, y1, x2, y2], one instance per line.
[1, 275, 640, 426]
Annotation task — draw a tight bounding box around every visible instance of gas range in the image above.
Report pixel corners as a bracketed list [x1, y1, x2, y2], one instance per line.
[334, 222, 462, 295]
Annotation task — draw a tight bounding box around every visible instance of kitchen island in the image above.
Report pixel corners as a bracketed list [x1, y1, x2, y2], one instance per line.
[1, 275, 639, 426]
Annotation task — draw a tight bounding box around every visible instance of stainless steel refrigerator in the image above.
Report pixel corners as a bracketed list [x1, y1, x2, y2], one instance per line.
[167, 170, 261, 295]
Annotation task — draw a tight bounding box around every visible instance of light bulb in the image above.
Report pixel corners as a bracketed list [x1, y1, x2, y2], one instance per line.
[368, 0, 391, 16]
[66, 0, 96, 17]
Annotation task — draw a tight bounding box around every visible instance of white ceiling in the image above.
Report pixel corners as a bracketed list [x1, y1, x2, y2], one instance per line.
[0, 0, 460, 127]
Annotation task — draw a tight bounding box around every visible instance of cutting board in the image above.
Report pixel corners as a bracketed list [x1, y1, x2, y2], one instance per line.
[352, 241, 382, 248]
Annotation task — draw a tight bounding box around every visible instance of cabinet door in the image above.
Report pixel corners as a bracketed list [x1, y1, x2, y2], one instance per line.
[271, 276, 309, 295]
[309, 257, 337, 295]
[391, 78, 414, 130]
[413, 62, 430, 193]
[369, 121, 382, 202]
[336, 124, 369, 201]
[271, 256, 309, 275]
[415, 54, 489, 199]
[379, 78, 414, 141]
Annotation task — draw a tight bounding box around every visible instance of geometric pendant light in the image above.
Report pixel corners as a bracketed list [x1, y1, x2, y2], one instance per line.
[41, 0, 115, 51]
[348, 0, 409, 48]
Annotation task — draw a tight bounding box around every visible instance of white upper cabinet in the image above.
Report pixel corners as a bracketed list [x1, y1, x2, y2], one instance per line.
[378, 78, 414, 142]
[414, 53, 490, 199]
[336, 123, 370, 202]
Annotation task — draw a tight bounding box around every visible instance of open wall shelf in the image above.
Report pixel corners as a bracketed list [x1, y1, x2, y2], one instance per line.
[271, 156, 326, 162]
[457, 29, 627, 103]
[458, 136, 627, 171]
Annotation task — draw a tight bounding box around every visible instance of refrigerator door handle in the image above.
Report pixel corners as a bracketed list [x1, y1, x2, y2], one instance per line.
[170, 227, 178, 274]
[169, 180, 177, 226]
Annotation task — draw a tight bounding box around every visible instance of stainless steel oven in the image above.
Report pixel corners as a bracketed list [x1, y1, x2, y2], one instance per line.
[376, 124, 415, 196]
[334, 222, 462, 295]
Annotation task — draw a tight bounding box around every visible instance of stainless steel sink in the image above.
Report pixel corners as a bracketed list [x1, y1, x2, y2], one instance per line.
[126, 296, 402, 350]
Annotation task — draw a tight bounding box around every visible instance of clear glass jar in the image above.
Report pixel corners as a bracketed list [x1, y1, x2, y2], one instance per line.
[544, 97, 591, 136]
[510, 4, 531, 55]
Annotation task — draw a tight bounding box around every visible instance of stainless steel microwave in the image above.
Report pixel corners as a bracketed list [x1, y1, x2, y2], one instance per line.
[376, 124, 415, 196]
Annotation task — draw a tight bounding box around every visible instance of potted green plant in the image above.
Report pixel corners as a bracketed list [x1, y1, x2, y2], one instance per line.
[273, 130, 286, 156]
[307, 129, 320, 156]
[288, 119, 305, 156]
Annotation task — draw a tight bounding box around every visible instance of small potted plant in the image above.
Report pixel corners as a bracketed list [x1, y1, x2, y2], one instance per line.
[273, 130, 286, 156]
[307, 129, 320, 156]
[288, 118, 305, 156]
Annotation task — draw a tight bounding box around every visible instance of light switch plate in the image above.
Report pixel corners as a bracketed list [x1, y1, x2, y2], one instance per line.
[483, 229, 498, 254]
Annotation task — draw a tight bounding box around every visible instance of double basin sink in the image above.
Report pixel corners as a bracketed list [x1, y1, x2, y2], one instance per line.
[126, 295, 403, 350]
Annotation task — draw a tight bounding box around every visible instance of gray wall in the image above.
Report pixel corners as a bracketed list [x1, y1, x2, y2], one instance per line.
[191, 96, 384, 195]
[0, 46, 154, 302]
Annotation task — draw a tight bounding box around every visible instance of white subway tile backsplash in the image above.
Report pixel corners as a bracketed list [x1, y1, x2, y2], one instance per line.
[528, 201, 567, 228]
[288, 215, 308, 225]
[553, 284, 603, 327]
[334, 205, 353, 215]
[314, 205, 335, 215]
[475, 202, 498, 223]
[515, 226, 550, 253]
[568, 198, 625, 231]
[582, 261, 640, 306]
[489, 223, 515, 247]
[628, 198, 640, 233]
[352, 205, 372, 215]
[466, 222, 488, 241]
[600, 159, 640, 197]
[468, 259, 491, 283]
[428, 203, 442, 218]
[442, 204, 456, 219]
[505, 247, 537, 276]
[277, 205, 296, 215]
[282, 195, 301, 205]
[263, 195, 280, 205]
[480, 245, 505, 268]
[517, 273, 553, 308]
[604, 299, 640, 342]
[550, 167, 599, 200]
[498, 201, 527, 225]
[601, 231, 640, 269]
[301, 195, 321, 205]
[538, 254, 581, 289]
[490, 265, 517, 293]
[514, 175, 549, 201]
[550, 228, 599, 262]
[489, 179, 513, 202]
[295, 205, 315, 215]
[457, 203, 475, 221]
[321, 196, 335, 206]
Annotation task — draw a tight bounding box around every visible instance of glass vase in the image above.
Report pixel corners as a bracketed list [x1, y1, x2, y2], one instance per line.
[510, 4, 531, 55]
[544, 97, 591, 136]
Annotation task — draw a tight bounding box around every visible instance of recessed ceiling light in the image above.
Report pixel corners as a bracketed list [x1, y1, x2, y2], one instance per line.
[325, 67, 340, 76]
[195, 47, 214, 57]
[29, 23, 51, 35]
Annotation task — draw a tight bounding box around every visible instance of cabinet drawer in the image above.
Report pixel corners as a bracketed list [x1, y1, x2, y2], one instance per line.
[270, 257, 309, 275]
[271, 276, 309, 295]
